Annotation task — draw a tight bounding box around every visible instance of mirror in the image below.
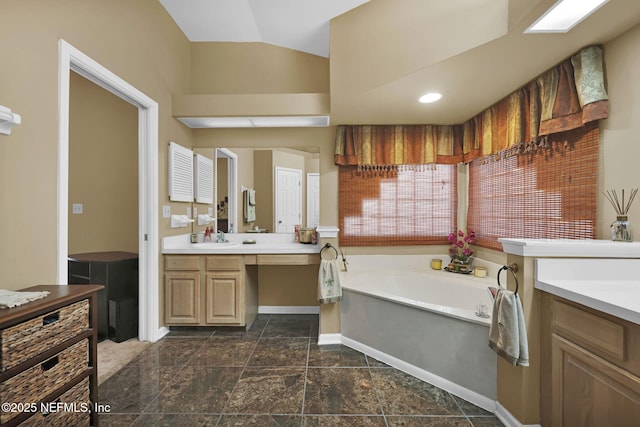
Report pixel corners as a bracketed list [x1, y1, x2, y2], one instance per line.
[196, 147, 319, 233]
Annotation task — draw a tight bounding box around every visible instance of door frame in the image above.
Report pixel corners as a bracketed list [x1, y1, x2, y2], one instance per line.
[58, 40, 163, 342]
[214, 148, 238, 233]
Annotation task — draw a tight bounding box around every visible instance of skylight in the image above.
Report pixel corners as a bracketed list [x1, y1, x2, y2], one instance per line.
[525, 0, 609, 33]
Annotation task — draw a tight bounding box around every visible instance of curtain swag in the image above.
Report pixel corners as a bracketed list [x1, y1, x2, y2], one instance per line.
[334, 45, 609, 167]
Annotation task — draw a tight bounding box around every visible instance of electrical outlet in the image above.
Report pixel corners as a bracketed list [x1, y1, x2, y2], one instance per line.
[193, 207, 198, 218]
[208, 207, 213, 216]
[72, 203, 83, 214]
[162, 205, 171, 218]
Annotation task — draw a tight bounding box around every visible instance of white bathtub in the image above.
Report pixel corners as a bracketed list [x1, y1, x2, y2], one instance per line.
[339, 255, 498, 412]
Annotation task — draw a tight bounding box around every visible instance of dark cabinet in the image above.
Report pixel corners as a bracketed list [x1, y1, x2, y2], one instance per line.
[68, 251, 138, 341]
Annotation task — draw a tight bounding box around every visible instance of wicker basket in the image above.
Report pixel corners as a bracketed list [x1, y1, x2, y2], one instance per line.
[0, 340, 88, 424]
[0, 299, 89, 372]
[22, 377, 91, 426]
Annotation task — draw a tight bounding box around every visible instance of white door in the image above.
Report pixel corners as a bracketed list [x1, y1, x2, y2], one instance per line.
[275, 167, 302, 233]
[306, 173, 320, 228]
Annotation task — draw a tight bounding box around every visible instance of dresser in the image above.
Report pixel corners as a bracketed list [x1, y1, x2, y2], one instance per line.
[68, 252, 138, 341]
[0, 285, 102, 426]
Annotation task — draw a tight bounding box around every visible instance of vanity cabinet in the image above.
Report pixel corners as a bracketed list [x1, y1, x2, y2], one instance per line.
[541, 293, 640, 427]
[164, 255, 255, 327]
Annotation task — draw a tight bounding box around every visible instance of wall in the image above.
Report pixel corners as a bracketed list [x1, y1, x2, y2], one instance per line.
[68, 72, 138, 254]
[0, 0, 192, 290]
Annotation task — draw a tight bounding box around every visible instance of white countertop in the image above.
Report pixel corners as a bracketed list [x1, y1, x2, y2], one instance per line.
[162, 233, 320, 254]
[535, 258, 640, 325]
[499, 238, 640, 258]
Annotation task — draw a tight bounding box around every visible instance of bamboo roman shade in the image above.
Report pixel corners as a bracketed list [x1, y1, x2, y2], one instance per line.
[467, 122, 599, 250]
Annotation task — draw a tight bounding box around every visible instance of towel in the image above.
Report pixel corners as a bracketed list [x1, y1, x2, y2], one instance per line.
[243, 190, 256, 222]
[488, 288, 529, 367]
[0, 289, 50, 309]
[248, 189, 256, 206]
[318, 259, 342, 304]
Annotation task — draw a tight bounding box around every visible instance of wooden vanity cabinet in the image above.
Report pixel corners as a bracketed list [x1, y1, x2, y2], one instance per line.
[164, 255, 201, 324]
[541, 293, 640, 427]
[205, 256, 243, 324]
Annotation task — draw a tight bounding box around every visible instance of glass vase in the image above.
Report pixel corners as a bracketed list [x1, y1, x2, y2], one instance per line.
[611, 215, 632, 242]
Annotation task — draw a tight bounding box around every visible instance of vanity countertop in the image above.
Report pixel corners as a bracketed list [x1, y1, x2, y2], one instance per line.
[162, 233, 320, 255]
[535, 258, 640, 325]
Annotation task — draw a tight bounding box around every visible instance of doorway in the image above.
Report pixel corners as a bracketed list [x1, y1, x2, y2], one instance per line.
[275, 167, 302, 233]
[58, 40, 163, 342]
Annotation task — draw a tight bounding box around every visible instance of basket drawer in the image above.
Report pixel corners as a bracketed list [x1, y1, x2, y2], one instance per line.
[0, 299, 89, 372]
[22, 377, 91, 427]
[0, 339, 89, 424]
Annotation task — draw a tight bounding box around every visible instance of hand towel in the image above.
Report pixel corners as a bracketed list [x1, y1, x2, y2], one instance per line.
[0, 289, 50, 309]
[243, 190, 256, 222]
[318, 259, 342, 304]
[248, 189, 256, 206]
[488, 288, 529, 367]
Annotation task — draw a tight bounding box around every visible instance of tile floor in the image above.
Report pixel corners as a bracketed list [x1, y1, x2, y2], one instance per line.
[98, 314, 504, 426]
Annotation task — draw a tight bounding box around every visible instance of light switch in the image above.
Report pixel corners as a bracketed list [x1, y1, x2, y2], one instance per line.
[162, 205, 171, 218]
[72, 203, 83, 214]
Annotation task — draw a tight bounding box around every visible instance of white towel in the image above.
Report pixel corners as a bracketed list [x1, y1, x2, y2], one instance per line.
[318, 259, 342, 304]
[248, 189, 256, 206]
[488, 288, 529, 367]
[0, 289, 50, 309]
[243, 190, 256, 222]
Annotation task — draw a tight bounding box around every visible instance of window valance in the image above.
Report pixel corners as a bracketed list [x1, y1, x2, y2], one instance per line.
[335, 45, 609, 167]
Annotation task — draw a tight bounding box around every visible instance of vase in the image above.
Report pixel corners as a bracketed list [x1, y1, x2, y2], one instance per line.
[448, 257, 473, 273]
[611, 216, 632, 242]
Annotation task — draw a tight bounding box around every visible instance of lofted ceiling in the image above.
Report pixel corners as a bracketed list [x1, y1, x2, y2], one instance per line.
[160, 0, 640, 126]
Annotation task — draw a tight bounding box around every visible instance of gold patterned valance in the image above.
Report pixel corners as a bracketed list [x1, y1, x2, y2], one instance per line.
[335, 45, 609, 166]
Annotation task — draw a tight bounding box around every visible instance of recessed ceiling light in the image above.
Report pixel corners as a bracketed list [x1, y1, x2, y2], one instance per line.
[419, 92, 442, 104]
[525, 0, 609, 33]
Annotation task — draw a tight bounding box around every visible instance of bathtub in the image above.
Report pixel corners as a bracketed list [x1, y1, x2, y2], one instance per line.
[339, 255, 498, 412]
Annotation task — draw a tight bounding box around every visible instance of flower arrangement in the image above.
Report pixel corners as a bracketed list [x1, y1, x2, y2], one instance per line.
[448, 229, 475, 263]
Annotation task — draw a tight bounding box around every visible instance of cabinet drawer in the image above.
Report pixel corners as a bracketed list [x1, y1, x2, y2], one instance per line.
[164, 255, 200, 271]
[24, 377, 91, 426]
[0, 340, 88, 424]
[205, 256, 242, 271]
[554, 300, 625, 361]
[0, 299, 89, 372]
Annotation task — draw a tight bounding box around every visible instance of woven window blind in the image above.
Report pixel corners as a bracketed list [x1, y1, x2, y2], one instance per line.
[338, 165, 457, 246]
[468, 122, 598, 250]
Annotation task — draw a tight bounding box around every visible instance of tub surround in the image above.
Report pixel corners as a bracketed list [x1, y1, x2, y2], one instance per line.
[499, 237, 640, 257]
[162, 233, 320, 254]
[536, 258, 640, 325]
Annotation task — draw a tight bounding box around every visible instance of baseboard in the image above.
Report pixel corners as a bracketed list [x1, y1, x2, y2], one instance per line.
[258, 306, 320, 314]
[317, 333, 342, 345]
[154, 326, 170, 342]
[495, 401, 541, 427]
[341, 335, 497, 414]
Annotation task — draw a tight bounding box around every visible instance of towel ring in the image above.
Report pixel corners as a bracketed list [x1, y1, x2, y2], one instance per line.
[497, 263, 519, 295]
[320, 243, 339, 260]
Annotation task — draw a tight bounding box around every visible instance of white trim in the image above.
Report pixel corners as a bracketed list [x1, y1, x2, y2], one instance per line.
[341, 335, 497, 414]
[258, 306, 320, 314]
[316, 226, 339, 239]
[58, 40, 162, 342]
[495, 401, 541, 427]
[317, 333, 342, 345]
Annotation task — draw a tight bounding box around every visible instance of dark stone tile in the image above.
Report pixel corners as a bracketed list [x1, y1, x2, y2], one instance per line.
[303, 415, 387, 426]
[143, 366, 242, 413]
[307, 344, 368, 367]
[262, 315, 317, 338]
[218, 415, 302, 426]
[365, 355, 390, 367]
[469, 416, 505, 427]
[225, 367, 306, 414]
[304, 368, 382, 415]
[451, 396, 494, 416]
[132, 413, 220, 426]
[370, 369, 463, 416]
[386, 416, 473, 426]
[189, 336, 257, 367]
[248, 337, 309, 367]
[98, 365, 178, 413]
[128, 337, 207, 367]
[97, 413, 140, 427]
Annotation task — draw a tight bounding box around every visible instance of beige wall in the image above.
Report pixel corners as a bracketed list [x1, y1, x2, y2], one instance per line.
[68, 72, 138, 254]
[0, 0, 192, 289]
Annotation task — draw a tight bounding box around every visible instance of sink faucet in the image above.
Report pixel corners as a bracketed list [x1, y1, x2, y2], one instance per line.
[216, 230, 228, 243]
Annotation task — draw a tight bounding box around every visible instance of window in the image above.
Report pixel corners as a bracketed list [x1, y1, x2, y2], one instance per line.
[468, 122, 598, 250]
[338, 164, 457, 246]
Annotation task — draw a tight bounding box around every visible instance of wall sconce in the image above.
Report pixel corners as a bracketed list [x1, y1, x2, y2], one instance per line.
[0, 105, 21, 135]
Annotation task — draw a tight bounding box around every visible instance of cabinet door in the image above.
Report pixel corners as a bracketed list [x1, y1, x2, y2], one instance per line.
[205, 272, 242, 325]
[551, 334, 640, 427]
[165, 272, 200, 324]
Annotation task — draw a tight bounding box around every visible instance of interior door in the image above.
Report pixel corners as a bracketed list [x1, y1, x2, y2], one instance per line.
[275, 167, 302, 233]
[306, 173, 320, 228]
